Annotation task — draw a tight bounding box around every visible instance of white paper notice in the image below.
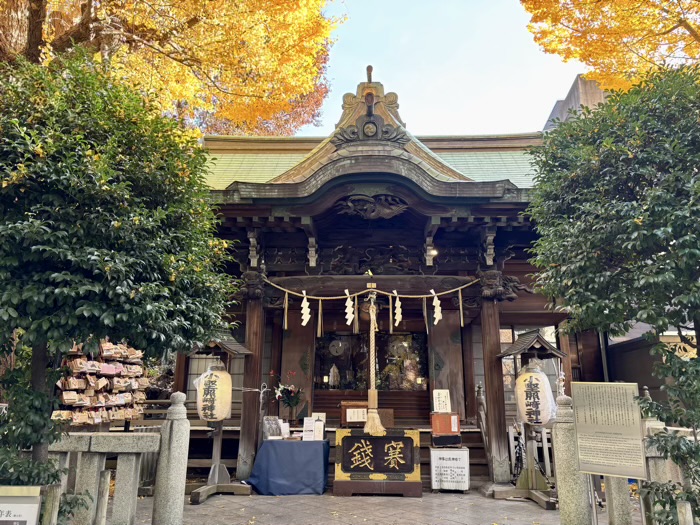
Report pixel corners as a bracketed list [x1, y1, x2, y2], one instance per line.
[313, 419, 325, 441]
[571, 382, 647, 479]
[430, 448, 470, 491]
[302, 417, 316, 441]
[433, 389, 451, 413]
[346, 408, 367, 422]
[280, 422, 290, 438]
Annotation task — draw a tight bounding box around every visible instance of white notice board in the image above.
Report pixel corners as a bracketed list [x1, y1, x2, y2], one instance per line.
[433, 389, 452, 413]
[0, 486, 41, 525]
[571, 382, 647, 479]
[430, 448, 470, 491]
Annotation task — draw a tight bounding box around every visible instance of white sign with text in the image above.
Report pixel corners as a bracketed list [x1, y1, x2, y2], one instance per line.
[571, 382, 647, 479]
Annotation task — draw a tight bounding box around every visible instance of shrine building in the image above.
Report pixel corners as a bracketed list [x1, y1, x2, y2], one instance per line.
[172, 69, 606, 487]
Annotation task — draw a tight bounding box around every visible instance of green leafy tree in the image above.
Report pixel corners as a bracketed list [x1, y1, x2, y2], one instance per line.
[528, 67, 700, 524]
[0, 53, 235, 476]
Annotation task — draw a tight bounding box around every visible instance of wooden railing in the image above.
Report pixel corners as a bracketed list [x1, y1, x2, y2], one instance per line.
[476, 383, 492, 480]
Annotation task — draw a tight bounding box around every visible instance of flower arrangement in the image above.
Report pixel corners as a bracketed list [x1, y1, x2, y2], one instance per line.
[273, 370, 304, 420]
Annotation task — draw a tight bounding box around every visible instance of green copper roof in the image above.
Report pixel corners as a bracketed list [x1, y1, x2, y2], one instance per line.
[207, 153, 307, 189]
[206, 150, 536, 190]
[437, 151, 536, 188]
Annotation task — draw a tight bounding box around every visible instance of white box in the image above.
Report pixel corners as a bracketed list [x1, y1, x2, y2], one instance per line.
[430, 447, 469, 491]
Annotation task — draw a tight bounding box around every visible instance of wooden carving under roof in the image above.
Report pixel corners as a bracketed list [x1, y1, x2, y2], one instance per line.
[268, 66, 471, 185]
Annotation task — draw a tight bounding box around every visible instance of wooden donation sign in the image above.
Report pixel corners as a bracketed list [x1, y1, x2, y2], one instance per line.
[334, 429, 422, 497]
[571, 382, 647, 479]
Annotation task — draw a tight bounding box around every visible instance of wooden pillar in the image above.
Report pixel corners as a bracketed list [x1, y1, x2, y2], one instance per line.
[237, 271, 265, 480]
[173, 352, 187, 394]
[266, 312, 283, 416]
[461, 324, 476, 423]
[556, 323, 573, 396]
[480, 296, 511, 483]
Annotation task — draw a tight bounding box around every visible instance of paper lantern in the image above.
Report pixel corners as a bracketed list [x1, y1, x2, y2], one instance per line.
[196, 363, 232, 421]
[515, 361, 555, 426]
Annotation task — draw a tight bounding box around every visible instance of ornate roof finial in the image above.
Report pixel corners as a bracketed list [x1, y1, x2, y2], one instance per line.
[366, 65, 373, 83]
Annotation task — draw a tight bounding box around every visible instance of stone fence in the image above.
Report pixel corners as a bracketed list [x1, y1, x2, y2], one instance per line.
[46, 392, 189, 525]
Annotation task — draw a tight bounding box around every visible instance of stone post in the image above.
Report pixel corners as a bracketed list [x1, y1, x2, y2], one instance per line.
[39, 484, 61, 525]
[152, 392, 190, 525]
[604, 475, 632, 525]
[552, 394, 593, 525]
[94, 470, 112, 525]
[113, 453, 143, 525]
[677, 501, 694, 525]
[73, 451, 106, 525]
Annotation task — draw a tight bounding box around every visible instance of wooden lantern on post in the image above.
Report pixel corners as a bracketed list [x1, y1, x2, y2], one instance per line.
[190, 331, 253, 504]
[495, 329, 566, 510]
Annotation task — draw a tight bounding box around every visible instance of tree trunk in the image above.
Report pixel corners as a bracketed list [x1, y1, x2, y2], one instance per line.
[31, 342, 49, 463]
[25, 0, 48, 63]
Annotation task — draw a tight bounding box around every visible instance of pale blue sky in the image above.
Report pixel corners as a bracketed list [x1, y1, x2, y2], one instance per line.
[296, 0, 586, 137]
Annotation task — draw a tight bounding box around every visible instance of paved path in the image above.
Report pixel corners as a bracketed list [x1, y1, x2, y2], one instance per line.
[119, 492, 640, 525]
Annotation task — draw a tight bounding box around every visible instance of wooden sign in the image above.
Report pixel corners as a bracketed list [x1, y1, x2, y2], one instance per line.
[334, 429, 421, 497]
[571, 382, 647, 479]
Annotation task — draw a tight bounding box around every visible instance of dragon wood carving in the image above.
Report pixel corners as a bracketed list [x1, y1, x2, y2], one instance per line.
[335, 194, 408, 220]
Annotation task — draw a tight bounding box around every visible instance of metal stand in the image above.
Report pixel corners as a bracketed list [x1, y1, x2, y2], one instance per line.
[190, 421, 251, 504]
[493, 425, 556, 510]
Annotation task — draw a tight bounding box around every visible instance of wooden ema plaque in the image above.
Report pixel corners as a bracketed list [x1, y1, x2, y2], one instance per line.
[334, 429, 422, 497]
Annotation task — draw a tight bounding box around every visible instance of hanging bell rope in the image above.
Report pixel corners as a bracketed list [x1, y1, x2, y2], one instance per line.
[283, 292, 289, 330]
[422, 298, 429, 334]
[388, 295, 393, 334]
[317, 299, 324, 337]
[364, 292, 385, 435]
[353, 295, 359, 334]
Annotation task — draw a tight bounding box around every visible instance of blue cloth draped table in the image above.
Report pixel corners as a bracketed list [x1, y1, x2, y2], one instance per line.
[246, 440, 330, 495]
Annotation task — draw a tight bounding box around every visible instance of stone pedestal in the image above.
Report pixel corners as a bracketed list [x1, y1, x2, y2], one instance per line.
[552, 395, 593, 525]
